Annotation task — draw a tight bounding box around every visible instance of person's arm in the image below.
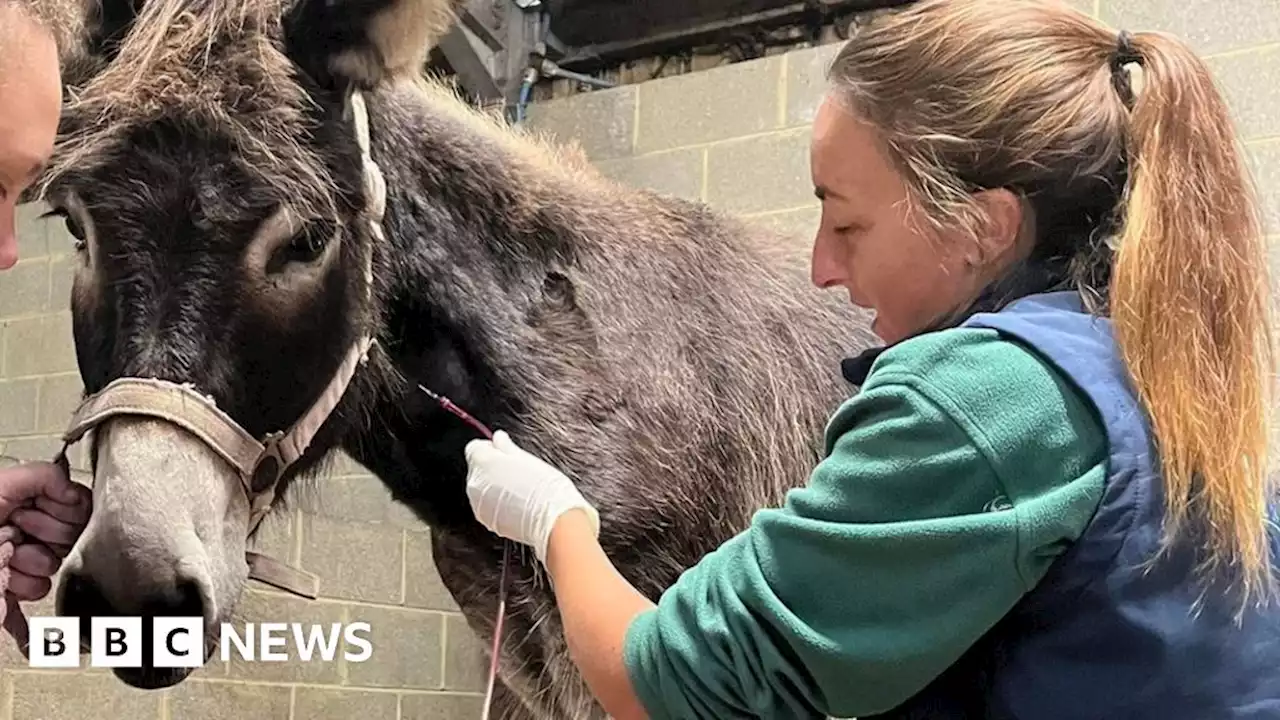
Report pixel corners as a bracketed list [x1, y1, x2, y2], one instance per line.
[544, 509, 654, 720]
[467, 329, 1108, 719]
[464, 432, 655, 718]
[617, 332, 1108, 718]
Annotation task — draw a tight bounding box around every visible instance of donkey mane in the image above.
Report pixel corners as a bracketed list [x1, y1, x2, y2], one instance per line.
[32, 0, 881, 714]
[37, 0, 342, 220]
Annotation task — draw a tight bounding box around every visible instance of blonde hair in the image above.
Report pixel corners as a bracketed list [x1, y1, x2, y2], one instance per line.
[828, 0, 1276, 608]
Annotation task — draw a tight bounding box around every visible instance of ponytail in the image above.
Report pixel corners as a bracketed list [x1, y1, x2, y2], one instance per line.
[824, 0, 1276, 609]
[1109, 31, 1277, 609]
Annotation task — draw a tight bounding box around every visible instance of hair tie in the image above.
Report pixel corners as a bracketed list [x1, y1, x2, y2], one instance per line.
[1110, 30, 1142, 107]
[1112, 30, 1143, 70]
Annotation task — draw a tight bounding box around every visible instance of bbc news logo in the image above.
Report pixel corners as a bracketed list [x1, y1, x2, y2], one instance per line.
[26, 617, 373, 668]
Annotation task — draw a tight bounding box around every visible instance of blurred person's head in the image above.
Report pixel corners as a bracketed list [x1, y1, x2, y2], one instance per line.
[0, 0, 61, 269]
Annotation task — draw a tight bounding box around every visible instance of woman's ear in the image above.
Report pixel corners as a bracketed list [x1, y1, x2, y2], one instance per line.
[970, 188, 1028, 265]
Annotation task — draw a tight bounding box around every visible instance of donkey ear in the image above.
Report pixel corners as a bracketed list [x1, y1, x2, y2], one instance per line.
[282, 0, 466, 91]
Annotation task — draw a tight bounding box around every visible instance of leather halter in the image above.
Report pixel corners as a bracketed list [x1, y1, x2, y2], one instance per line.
[53, 90, 385, 601]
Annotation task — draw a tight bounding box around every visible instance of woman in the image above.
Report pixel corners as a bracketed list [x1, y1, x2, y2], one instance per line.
[0, 0, 93, 652]
[466, 0, 1280, 717]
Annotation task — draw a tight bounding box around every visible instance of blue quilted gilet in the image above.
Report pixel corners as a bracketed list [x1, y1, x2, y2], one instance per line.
[867, 290, 1280, 719]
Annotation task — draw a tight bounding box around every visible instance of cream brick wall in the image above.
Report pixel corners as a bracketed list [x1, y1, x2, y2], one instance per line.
[524, 0, 1279, 243]
[0, 0, 1276, 717]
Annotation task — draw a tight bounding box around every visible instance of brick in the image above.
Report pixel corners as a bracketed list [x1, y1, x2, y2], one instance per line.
[1102, 0, 1280, 57]
[1249, 142, 1280, 235]
[46, 223, 79, 257]
[636, 56, 785, 154]
[4, 313, 77, 377]
[64, 434, 91, 473]
[784, 43, 841, 127]
[69, 467, 91, 487]
[36, 374, 83, 434]
[166, 680, 291, 720]
[193, 656, 230, 680]
[47, 255, 76, 313]
[3, 318, 41, 378]
[292, 474, 421, 529]
[705, 129, 814, 215]
[748, 207, 821, 245]
[43, 313, 76, 373]
[298, 514, 404, 604]
[293, 687, 399, 720]
[2, 435, 63, 462]
[595, 148, 705, 202]
[1207, 47, 1280, 142]
[443, 613, 487, 693]
[400, 693, 485, 720]
[10, 670, 161, 719]
[404, 532, 459, 611]
[523, 86, 638, 161]
[246, 509, 295, 568]
[0, 259, 49, 319]
[223, 589, 347, 684]
[0, 379, 39, 436]
[14, 203, 49, 260]
[343, 606, 443, 689]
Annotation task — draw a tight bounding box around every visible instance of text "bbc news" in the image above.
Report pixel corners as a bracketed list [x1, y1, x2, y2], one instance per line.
[26, 617, 374, 668]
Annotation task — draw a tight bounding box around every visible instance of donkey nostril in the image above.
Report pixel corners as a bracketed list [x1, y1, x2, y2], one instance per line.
[58, 571, 209, 649]
[168, 578, 205, 620]
[58, 571, 112, 647]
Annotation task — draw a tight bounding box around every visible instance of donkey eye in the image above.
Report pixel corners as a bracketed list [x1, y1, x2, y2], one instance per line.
[267, 222, 333, 274]
[41, 207, 87, 251]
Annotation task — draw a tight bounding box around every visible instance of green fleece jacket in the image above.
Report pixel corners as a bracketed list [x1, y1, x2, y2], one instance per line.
[621, 325, 1108, 718]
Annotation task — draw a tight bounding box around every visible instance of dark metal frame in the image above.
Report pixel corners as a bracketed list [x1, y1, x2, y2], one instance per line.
[434, 0, 914, 119]
[432, 1, 537, 111]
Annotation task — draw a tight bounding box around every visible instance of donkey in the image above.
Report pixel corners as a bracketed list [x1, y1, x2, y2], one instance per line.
[33, 0, 879, 716]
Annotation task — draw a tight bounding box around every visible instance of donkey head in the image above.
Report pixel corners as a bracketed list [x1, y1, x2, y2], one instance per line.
[36, 0, 460, 689]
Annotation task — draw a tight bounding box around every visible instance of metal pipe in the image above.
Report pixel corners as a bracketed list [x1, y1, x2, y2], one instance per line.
[539, 58, 617, 89]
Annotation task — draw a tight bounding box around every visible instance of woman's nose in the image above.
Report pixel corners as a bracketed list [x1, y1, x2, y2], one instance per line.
[810, 230, 844, 290]
[0, 218, 19, 270]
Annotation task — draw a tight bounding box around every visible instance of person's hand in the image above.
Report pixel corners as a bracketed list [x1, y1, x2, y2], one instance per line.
[0, 524, 27, 651]
[0, 461, 93, 652]
[464, 431, 599, 563]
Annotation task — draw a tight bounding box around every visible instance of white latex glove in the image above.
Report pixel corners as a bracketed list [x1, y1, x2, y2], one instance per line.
[464, 430, 599, 563]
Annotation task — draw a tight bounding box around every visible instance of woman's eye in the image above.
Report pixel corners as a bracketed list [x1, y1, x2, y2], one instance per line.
[41, 207, 87, 250]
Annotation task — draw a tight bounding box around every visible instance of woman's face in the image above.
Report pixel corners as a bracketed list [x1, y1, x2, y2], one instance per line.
[0, 5, 61, 270]
[808, 95, 1008, 344]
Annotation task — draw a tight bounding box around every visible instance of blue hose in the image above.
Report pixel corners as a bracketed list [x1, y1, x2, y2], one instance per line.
[516, 79, 534, 125]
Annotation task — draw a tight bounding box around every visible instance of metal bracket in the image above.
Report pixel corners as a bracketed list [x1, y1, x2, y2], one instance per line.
[434, 0, 547, 118]
[438, 21, 502, 102]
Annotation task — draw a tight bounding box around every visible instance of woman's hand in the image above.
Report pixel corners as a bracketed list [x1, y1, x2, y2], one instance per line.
[464, 431, 652, 720]
[464, 430, 600, 562]
[0, 460, 93, 652]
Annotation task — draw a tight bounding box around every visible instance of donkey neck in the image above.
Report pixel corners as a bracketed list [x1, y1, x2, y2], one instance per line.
[337, 81, 597, 530]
